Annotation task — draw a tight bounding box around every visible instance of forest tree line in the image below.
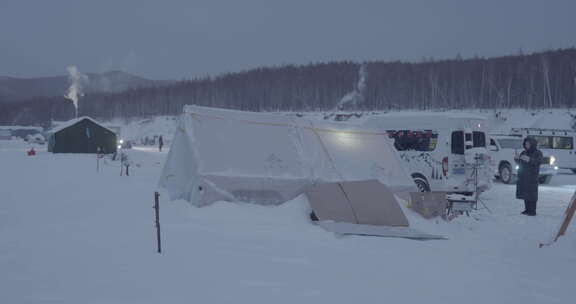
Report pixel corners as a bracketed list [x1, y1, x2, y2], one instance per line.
[2, 48, 576, 126]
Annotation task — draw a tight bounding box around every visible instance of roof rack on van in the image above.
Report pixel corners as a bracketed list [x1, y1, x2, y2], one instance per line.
[510, 128, 575, 136]
[489, 133, 522, 138]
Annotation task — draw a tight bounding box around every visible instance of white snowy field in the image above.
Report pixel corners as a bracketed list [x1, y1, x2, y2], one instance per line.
[1, 139, 576, 304]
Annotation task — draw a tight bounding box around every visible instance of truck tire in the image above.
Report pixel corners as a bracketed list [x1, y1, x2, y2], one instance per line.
[412, 175, 431, 192]
[499, 163, 515, 184]
[538, 175, 553, 184]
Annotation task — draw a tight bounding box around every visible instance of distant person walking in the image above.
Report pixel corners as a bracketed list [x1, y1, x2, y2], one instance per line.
[515, 137, 543, 216]
[158, 135, 164, 152]
[120, 151, 131, 176]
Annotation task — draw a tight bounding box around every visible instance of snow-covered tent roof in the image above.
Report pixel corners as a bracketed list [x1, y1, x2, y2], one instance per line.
[48, 117, 116, 134]
[159, 105, 415, 206]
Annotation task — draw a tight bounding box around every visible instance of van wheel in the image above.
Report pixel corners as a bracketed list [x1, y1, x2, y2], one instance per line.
[538, 175, 552, 184]
[499, 163, 514, 184]
[412, 175, 431, 192]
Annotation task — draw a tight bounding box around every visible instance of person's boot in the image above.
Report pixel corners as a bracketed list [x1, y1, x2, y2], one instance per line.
[521, 201, 529, 215]
[527, 201, 537, 216]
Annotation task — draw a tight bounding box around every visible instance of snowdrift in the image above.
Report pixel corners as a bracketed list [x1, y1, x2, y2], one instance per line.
[159, 105, 415, 206]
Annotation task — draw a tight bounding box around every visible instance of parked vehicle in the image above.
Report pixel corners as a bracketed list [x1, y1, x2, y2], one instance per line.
[510, 128, 576, 173]
[363, 113, 492, 194]
[0, 129, 11, 140]
[117, 139, 132, 149]
[25, 134, 45, 144]
[0, 126, 43, 139]
[489, 135, 558, 184]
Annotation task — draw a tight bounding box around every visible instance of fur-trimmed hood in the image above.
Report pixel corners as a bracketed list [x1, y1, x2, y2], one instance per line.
[524, 136, 538, 152]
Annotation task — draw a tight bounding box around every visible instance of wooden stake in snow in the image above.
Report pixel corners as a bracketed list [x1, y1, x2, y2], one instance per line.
[96, 147, 103, 172]
[154, 192, 162, 254]
[539, 191, 576, 248]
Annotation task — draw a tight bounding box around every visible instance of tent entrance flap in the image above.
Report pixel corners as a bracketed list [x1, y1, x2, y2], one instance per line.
[306, 180, 409, 227]
[306, 179, 446, 240]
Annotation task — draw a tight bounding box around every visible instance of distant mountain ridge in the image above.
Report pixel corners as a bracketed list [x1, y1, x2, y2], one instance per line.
[0, 71, 171, 103]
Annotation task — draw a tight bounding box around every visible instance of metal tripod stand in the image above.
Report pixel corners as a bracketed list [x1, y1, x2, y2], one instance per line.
[472, 154, 492, 214]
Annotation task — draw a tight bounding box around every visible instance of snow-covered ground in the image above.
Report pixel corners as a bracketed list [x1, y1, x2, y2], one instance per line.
[1, 139, 575, 304]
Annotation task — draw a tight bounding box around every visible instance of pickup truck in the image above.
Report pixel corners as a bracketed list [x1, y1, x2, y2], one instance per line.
[489, 135, 558, 184]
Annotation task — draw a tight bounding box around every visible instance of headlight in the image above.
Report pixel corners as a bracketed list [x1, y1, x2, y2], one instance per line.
[554, 166, 559, 170]
[117, 145, 122, 149]
[549, 156, 556, 165]
[119, 139, 124, 144]
[515, 165, 520, 170]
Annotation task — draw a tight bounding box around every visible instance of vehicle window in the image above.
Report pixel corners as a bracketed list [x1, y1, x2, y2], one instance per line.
[532, 135, 552, 149]
[451, 131, 464, 155]
[473, 131, 486, 148]
[552, 136, 574, 150]
[387, 130, 438, 152]
[497, 139, 523, 149]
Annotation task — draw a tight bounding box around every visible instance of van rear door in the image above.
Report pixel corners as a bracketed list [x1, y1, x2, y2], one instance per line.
[451, 131, 466, 175]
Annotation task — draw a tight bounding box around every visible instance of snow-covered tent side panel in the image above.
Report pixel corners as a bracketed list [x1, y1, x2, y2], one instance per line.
[159, 115, 201, 203]
[188, 107, 315, 206]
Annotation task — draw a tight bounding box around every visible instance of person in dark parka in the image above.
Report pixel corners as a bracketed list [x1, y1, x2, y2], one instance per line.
[158, 135, 164, 152]
[515, 137, 543, 216]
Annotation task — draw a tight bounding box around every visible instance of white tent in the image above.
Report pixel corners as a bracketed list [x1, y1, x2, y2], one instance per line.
[159, 106, 415, 207]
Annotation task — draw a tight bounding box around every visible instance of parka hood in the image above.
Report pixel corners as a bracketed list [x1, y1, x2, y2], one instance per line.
[524, 136, 538, 152]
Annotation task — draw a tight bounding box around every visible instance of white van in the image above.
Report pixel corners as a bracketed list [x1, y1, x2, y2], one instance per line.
[363, 113, 492, 194]
[511, 128, 576, 173]
[489, 135, 558, 184]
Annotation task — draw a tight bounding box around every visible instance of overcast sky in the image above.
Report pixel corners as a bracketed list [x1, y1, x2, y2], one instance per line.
[1, 0, 575, 80]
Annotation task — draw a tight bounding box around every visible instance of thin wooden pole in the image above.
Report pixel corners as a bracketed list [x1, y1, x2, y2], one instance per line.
[540, 191, 576, 247]
[154, 192, 162, 254]
[554, 195, 576, 242]
[96, 148, 101, 172]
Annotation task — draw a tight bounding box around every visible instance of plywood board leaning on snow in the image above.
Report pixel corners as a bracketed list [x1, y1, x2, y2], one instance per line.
[409, 192, 448, 219]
